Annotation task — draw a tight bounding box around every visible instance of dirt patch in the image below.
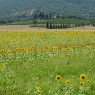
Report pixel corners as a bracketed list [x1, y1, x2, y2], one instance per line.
[0, 25, 95, 31]
[0, 25, 41, 30]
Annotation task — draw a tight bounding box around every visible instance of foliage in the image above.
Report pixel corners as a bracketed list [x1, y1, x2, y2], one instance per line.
[5, 18, 91, 25]
[0, 0, 95, 18]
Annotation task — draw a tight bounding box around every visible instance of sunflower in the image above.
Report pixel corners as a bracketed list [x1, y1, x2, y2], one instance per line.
[66, 80, 70, 84]
[87, 80, 90, 83]
[80, 74, 86, 80]
[37, 87, 41, 92]
[0, 64, 4, 68]
[0, 54, 2, 57]
[68, 54, 71, 58]
[55, 75, 61, 81]
[80, 82, 84, 86]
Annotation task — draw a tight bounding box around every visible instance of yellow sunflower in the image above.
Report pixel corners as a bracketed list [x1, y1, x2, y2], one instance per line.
[37, 87, 41, 92]
[68, 54, 71, 58]
[80, 82, 84, 86]
[55, 75, 61, 81]
[0, 64, 4, 68]
[87, 80, 90, 83]
[80, 74, 86, 80]
[66, 80, 70, 84]
[0, 54, 2, 57]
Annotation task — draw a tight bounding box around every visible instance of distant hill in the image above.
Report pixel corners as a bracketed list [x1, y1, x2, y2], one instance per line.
[0, 0, 95, 18]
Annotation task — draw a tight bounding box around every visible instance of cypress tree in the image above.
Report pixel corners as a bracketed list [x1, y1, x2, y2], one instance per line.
[56, 25, 58, 29]
[60, 24, 62, 29]
[63, 24, 65, 28]
[46, 22, 49, 29]
[58, 25, 60, 29]
[50, 23, 52, 29]
[53, 24, 55, 29]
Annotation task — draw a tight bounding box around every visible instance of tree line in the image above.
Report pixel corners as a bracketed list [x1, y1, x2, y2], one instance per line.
[33, 12, 52, 20]
[33, 12, 94, 20]
[46, 22, 95, 29]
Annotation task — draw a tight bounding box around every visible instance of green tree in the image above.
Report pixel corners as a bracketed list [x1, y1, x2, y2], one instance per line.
[60, 24, 62, 29]
[50, 23, 52, 29]
[49, 13, 52, 19]
[56, 14, 59, 18]
[46, 22, 49, 29]
[33, 13, 37, 19]
[33, 20, 37, 25]
[63, 24, 66, 28]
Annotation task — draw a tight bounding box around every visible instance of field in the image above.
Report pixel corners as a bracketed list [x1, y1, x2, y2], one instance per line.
[7, 19, 90, 25]
[0, 29, 95, 95]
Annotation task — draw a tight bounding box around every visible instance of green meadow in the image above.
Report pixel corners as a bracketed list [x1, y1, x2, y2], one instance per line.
[0, 30, 95, 95]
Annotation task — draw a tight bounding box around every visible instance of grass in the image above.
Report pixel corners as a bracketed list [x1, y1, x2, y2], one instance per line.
[7, 18, 90, 25]
[7, 20, 32, 25]
[0, 30, 95, 95]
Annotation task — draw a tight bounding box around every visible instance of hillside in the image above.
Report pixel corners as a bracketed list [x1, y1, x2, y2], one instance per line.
[0, 0, 95, 18]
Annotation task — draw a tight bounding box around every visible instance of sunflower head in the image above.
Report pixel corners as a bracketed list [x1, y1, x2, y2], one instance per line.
[55, 75, 61, 81]
[0, 54, 2, 57]
[80, 82, 84, 86]
[87, 80, 90, 83]
[37, 87, 41, 92]
[66, 80, 70, 84]
[0, 64, 4, 68]
[68, 54, 71, 58]
[80, 74, 86, 80]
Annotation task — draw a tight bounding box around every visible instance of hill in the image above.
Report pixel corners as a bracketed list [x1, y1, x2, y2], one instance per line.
[0, 0, 95, 18]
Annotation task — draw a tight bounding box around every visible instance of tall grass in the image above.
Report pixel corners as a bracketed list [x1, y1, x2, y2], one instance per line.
[0, 30, 95, 95]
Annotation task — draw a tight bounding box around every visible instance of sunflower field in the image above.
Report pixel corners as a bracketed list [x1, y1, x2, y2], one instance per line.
[0, 30, 95, 95]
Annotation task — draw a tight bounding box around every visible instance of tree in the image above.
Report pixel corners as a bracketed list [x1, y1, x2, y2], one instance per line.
[42, 12, 45, 19]
[49, 13, 52, 19]
[0, 20, 7, 24]
[56, 25, 58, 29]
[53, 24, 56, 29]
[63, 24, 66, 28]
[50, 23, 52, 29]
[46, 22, 49, 29]
[60, 24, 63, 29]
[56, 14, 59, 18]
[39, 12, 43, 18]
[81, 22, 85, 27]
[33, 13, 37, 19]
[33, 20, 37, 25]
[46, 14, 49, 19]
[92, 23, 95, 27]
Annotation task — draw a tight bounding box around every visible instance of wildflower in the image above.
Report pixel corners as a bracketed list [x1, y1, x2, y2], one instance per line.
[80, 74, 86, 80]
[66, 80, 70, 84]
[37, 87, 41, 92]
[87, 80, 90, 83]
[80, 82, 84, 86]
[55, 75, 61, 81]
[8, 50, 12, 53]
[0, 50, 4, 53]
[68, 54, 71, 58]
[0, 64, 4, 68]
[0, 54, 2, 57]
[44, 46, 49, 51]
